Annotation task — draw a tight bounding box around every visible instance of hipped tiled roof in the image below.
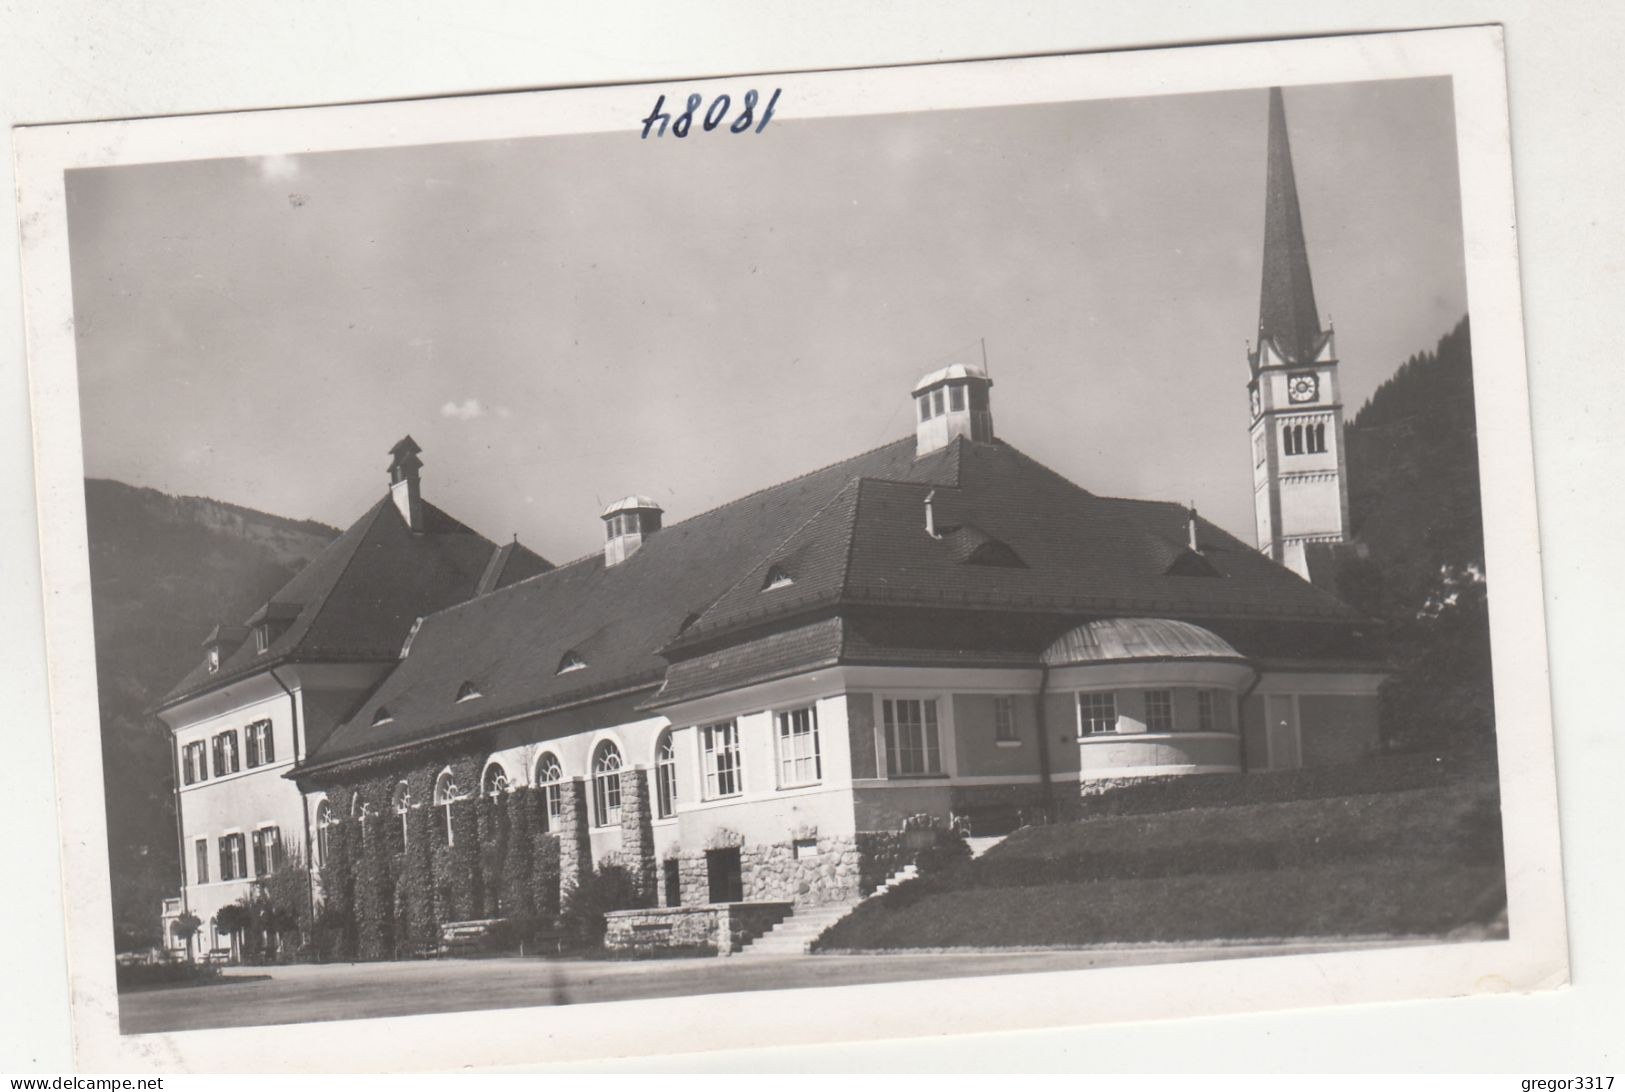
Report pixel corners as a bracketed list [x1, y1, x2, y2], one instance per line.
[303, 433, 1361, 772]
[307, 439, 962, 767]
[159, 497, 539, 709]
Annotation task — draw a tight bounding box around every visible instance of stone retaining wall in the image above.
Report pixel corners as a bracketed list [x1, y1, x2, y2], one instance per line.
[603, 902, 793, 955]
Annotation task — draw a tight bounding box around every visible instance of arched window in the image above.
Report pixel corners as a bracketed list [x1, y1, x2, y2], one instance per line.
[1281, 425, 1294, 455]
[433, 768, 458, 847]
[315, 800, 333, 868]
[557, 651, 586, 675]
[482, 761, 509, 797]
[592, 741, 623, 827]
[654, 731, 677, 819]
[1313, 423, 1326, 453]
[389, 780, 411, 854]
[535, 752, 563, 831]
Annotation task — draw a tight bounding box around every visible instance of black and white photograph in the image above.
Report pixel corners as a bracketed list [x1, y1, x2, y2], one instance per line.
[10, 25, 1569, 1071]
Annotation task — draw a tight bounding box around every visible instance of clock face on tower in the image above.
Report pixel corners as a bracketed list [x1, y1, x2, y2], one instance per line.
[1287, 372, 1320, 404]
[1249, 385, 1261, 419]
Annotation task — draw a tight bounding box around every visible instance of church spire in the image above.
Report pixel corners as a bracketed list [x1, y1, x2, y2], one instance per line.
[1257, 86, 1326, 369]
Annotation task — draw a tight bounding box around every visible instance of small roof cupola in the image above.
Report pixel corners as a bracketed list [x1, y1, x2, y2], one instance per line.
[387, 435, 425, 531]
[913, 362, 993, 457]
[601, 495, 663, 567]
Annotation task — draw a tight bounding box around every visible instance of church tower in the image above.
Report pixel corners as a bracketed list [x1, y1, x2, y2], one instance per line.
[1247, 87, 1350, 581]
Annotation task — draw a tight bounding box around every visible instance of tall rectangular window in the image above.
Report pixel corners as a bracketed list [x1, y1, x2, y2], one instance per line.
[251, 827, 282, 877]
[182, 741, 208, 785]
[1144, 690, 1173, 733]
[212, 731, 240, 776]
[219, 833, 246, 881]
[776, 706, 821, 786]
[881, 698, 942, 776]
[194, 838, 209, 884]
[993, 696, 1018, 742]
[701, 721, 742, 798]
[244, 720, 274, 768]
[1077, 692, 1117, 735]
[949, 384, 966, 411]
[1198, 690, 1216, 732]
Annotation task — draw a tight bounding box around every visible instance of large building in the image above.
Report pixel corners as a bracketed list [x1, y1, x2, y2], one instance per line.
[156, 87, 1386, 959]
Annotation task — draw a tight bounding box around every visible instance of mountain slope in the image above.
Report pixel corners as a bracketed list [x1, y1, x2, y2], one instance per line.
[85, 479, 337, 950]
[1336, 317, 1493, 752]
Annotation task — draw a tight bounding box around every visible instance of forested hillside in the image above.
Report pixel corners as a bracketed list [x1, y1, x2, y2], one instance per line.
[1338, 317, 1493, 753]
[84, 479, 337, 950]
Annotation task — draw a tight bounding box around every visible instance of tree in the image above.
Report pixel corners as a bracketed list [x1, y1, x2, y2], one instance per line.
[171, 912, 202, 963]
[213, 902, 252, 963]
[559, 863, 641, 949]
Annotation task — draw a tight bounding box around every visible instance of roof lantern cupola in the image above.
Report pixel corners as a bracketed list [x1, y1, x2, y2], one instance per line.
[913, 362, 993, 457]
[387, 435, 425, 532]
[601, 495, 663, 567]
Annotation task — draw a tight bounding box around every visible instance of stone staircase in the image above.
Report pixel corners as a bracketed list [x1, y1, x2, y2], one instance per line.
[734, 862, 921, 957]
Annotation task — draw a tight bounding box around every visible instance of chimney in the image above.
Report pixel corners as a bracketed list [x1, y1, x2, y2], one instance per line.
[913, 363, 993, 457]
[924, 489, 942, 539]
[601, 495, 663, 567]
[1188, 504, 1201, 553]
[387, 435, 424, 531]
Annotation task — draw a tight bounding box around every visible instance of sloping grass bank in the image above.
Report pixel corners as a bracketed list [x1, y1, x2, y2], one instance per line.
[816, 767, 1504, 951]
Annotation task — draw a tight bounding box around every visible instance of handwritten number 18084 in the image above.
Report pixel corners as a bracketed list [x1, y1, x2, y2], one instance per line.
[641, 89, 780, 138]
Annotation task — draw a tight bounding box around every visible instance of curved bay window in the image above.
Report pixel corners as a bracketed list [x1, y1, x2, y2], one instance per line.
[535, 752, 563, 831]
[592, 741, 623, 827]
[315, 800, 333, 868]
[389, 780, 411, 854]
[432, 768, 459, 847]
[654, 732, 677, 819]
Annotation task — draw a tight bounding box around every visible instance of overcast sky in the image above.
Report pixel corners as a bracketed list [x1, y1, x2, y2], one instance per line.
[65, 76, 1465, 562]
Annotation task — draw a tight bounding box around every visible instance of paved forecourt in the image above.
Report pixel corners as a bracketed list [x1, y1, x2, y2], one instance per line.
[118, 940, 1421, 1035]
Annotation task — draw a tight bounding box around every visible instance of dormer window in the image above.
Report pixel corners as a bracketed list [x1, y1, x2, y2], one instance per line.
[763, 565, 794, 591]
[372, 706, 393, 726]
[455, 681, 481, 703]
[557, 651, 586, 675]
[245, 602, 299, 654]
[198, 623, 247, 674]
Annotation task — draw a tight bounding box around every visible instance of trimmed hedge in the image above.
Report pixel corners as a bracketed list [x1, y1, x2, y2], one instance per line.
[1065, 750, 1490, 824]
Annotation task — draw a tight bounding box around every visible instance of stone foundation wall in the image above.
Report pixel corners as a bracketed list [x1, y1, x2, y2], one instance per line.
[741, 835, 864, 906]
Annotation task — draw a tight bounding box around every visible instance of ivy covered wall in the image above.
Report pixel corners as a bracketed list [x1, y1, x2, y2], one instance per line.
[309, 754, 562, 961]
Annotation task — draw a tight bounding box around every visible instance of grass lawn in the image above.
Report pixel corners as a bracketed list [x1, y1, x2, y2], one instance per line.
[817, 775, 1505, 951]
